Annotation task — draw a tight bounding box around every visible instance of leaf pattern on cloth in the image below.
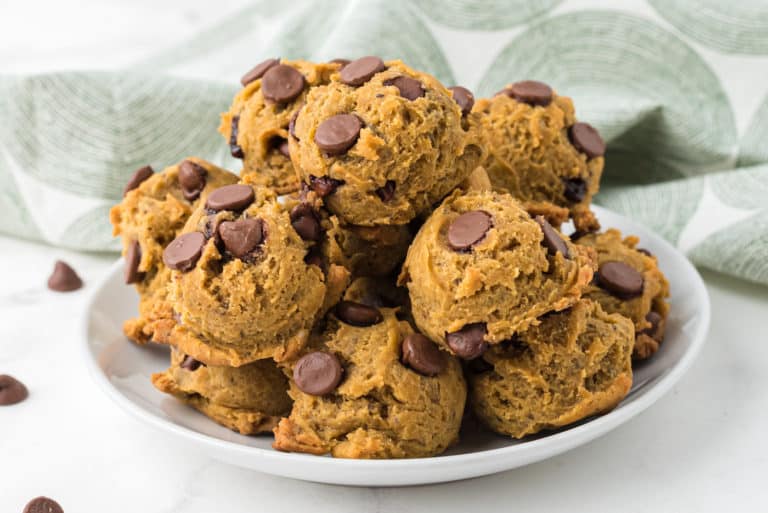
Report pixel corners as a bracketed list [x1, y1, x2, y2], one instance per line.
[413, 0, 561, 30]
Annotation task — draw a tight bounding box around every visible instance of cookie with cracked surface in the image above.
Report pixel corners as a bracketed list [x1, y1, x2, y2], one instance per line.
[468, 299, 633, 438]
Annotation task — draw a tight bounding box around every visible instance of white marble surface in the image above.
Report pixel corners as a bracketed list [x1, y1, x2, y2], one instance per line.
[1, 233, 767, 511]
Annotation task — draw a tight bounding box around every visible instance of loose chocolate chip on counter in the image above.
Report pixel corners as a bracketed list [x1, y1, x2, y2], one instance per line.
[642, 311, 664, 341]
[597, 261, 644, 298]
[340, 56, 386, 86]
[569, 122, 606, 159]
[446, 323, 488, 360]
[241, 57, 280, 86]
[384, 76, 425, 100]
[0, 374, 28, 406]
[178, 160, 207, 201]
[261, 64, 306, 104]
[562, 177, 588, 203]
[504, 80, 553, 107]
[375, 180, 396, 202]
[309, 175, 344, 197]
[277, 138, 290, 158]
[229, 116, 244, 159]
[330, 58, 351, 68]
[637, 248, 653, 257]
[206, 184, 255, 212]
[23, 496, 64, 513]
[315, 114, 362, 155]
[335, 300, 383, 327]
[293, 351, 343, 396]
[218, 218, 264, 259]
[290, 204, 321, 241]
[47, 261, 83, 292]
[401, 333, 446, 376]
[180, 355, 204, 371]
[163, 232, 206, 272]
[534, 216, 569, 258]
[123, 165, 154, 196]
[448, 86, 474, 116]
[447, 210, 492, 251]
[124, 240, 144, 285]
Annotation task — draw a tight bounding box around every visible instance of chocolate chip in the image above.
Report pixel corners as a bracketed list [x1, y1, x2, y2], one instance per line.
[241, 57, 280, 86]
[315, 114, 362, 155]
[304, 246, 323, 268]
[47, 261, 83, 292]
[597, 261, 644, 298]
[384, 76, 424, 100]
[229, 116, 244, 159]
[23, 496, 64, 513]
[335, 300, 383, 327]
[340, 56, 385, 86]
[375, 180, 396, 202]
[447, 210, 492, 251]
[569, 230, 589, 241]
[278, 138, 290, 158]
[642, 311, 664, 341]
[178, 160, 207, 201]
[637, 248, 653, 257]
[124, 240, 143, 285]
[206, 184, 255, 212]
[534, 216, 569, 258]
[505, 80, 553, 106]
[261, 64, 306, 104]
[123, 165, 153, 196]
[309, 175, 344, 197]
[218, 218, 264, 259]
[290, 204, 321, 241]
[293, 352, 343, 396]
[330, 58, 350, 68]
[446, 323, 488, 360]
[0, 375, 28, 406]
[562, 178, 588, 203]
[401, 333, 446, 376]
[289, 109, 300, 140]
[163, 232, 206, 272]
[180, 355, 204, 371]
[569, 122, 605, 159]
[448, 86, 474, 116]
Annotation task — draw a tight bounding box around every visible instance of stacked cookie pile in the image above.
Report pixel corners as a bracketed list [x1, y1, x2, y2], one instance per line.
[110, 56, 669, 458]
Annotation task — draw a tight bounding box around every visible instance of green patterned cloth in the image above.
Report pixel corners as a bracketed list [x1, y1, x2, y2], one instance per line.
[2, 0, 768, 285]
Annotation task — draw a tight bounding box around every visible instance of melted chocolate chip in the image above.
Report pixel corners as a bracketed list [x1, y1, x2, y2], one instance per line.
[309, 175, 344, 197]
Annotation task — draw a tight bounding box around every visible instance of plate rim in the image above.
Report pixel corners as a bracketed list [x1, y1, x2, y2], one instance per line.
[81, 205, 711, 485]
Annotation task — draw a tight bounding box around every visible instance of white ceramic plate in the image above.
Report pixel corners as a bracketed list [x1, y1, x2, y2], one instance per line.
[82, 206, 710, 486]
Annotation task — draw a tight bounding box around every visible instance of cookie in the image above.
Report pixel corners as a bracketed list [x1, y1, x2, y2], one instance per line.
[152, 348, 291, 434]
[290, 57, 485, 226]
[474, 81, 604, 232]
[273, 301, 466, 458]
[220, 59, 340, 194]
[575, 229, 670, 360]
[468, 299, 634, 438]
[109, 158, 239, 344]
[399, 189, 595, 359]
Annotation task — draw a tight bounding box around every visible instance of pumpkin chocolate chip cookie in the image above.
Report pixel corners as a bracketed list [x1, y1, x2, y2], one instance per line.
[474, 80, 605, 232]
[399, 189, 596, 360]
[468, 299, 634, 438]
[109, 158, 239, 344]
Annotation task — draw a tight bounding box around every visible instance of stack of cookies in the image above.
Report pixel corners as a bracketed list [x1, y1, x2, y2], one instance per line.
[110, 57, 669, 458]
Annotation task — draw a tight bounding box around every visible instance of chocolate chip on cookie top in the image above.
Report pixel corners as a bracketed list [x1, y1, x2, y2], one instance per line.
[290, 204, 321, 241]
[445, 323, 488, 360]
[315, 114, 362, 155]
[309, 175, 344, 197]
[504, 80, 553, 107]
[240, 57, 280, 87]
[229, 115, 244, 159]
[534, 216, 569, 258]
[47, 260, 83, 292]
[448, 86, 474, 116]
[329, 58, 351, 68]
[178, 160, 207, 201]
[335, 301, 383, 327]
[124, 240, 144, 285]
[163, 232, 206, 272]
[569, 122, 606, 159]
[261, 64, 306, 104]
[562, 178, 588, 203]
[401, 333, 446, 376]
[384, 76, 425, 100]
[23, 496, 64, 513]
[293, 351, 343, 396]
[597, 261, 644, 298]
[0, 374, 28, 406]
[123, 165, 154, 196]
[205, 184, 255, 212]
[447, 211, 492, 251]
[217, 218, 264, 259]
[180, 355, 204, 371]
[375, 180, 396, 202]
[340, 56, 386, 86]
